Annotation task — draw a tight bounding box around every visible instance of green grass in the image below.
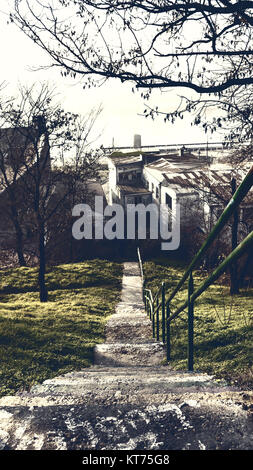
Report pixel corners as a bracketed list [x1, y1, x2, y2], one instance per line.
[143, 258, 253, 389]
[0, 260, 122, 397]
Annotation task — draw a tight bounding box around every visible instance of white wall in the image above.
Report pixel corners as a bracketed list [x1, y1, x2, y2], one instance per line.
[143, 167, 163, 203]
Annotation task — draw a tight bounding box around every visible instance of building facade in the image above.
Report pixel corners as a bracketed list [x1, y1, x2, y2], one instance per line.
[106, 144, 253, 242]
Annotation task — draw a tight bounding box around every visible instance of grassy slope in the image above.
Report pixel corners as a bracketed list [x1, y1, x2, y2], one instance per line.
[144, 258, 253, 389]
[0, 260, 122, 397]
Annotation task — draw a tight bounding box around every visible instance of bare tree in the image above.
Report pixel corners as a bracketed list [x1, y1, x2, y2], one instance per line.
[0, 83, 102, 301]
[10, 1, 253, 138]
[11, 1, 253, 91]
[0, 124, 29, 266]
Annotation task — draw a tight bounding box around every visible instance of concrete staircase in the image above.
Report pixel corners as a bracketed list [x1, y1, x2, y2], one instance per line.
[0, 263, 252, 450]
[94, 262, 165, 367]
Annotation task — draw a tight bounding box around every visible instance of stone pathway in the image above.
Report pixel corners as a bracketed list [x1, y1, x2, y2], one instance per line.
[0, 262, 252, 450]
[94, 262, 165, 366]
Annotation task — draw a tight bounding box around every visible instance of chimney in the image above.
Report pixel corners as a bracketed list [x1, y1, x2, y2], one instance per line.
[134, 134, 141, 149]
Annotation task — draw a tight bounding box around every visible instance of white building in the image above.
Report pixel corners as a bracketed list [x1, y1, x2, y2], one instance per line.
[107, 153, 152, 207]
[106, 143, 252, 238]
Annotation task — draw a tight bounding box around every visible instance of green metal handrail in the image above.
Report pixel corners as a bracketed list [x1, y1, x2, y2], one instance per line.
[168, 229, 253, 324]
[138, 165, 253, 371]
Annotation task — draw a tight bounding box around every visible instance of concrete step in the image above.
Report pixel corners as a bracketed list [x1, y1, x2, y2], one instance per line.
[105, 313, 153, 342]
[0, 366, 233, 404]
[0, 369, 252, 450]
[115, 303, 146, 314]
[94, 342, 165, 366]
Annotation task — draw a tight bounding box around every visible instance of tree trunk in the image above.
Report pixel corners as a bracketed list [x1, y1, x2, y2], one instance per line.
[10, 202, 27, 267]
[239, 252, 252, 288]
[38, 220, 48, 302]
[15, 224, 27, 267]
[230, 178, 239, 295]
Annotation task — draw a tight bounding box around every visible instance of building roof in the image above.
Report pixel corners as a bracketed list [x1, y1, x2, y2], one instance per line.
[145, 156, 207, 172]
[107, 144, 233, 165]
[117, 183, 151, 195]
[108, 153, 142, 166]
[107, 146, 252, 204]
[145, 158, 252, 204]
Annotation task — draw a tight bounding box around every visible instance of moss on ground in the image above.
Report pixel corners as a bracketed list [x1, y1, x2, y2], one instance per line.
[143, 259, 253, 389]
[0, 260, 122, 397]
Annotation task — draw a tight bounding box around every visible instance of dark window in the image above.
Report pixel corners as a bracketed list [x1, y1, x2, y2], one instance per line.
[135, 196, 142, 204]
[166, 193, 172, 209]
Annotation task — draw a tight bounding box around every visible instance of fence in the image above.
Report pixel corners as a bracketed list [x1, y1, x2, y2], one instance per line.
[137, 165, 253, 371]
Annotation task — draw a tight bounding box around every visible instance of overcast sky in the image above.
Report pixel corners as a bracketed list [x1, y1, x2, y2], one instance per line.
[0, 1, 224, 149]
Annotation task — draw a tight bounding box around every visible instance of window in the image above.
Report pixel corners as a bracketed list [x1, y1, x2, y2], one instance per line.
[156, 186, 159, 199]
[166, 193, 172, 209]
[135, 196, 142, 204]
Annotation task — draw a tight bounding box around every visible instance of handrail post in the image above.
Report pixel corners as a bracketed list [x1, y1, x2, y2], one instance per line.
[188, 270, 194, 371]
[147, 294, 150, 318]
[166, 302, 171, 362]
[143, 280, 146, 309]
[156, 295, 159, 341]
[152, 301, 155, 338]
[162, 282, 166, 344]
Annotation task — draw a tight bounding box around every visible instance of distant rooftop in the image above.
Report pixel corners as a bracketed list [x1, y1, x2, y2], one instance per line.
[145, 155, 208, 172]
[117, 183, 151, 195]
[145, 158, 252, 203]
[104, 141, 227, 153]
[107, 142, 234, 168]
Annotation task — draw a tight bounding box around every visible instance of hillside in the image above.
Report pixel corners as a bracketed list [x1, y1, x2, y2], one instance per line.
[143, 259, 253, 389]
[0, 260, 122, 397]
